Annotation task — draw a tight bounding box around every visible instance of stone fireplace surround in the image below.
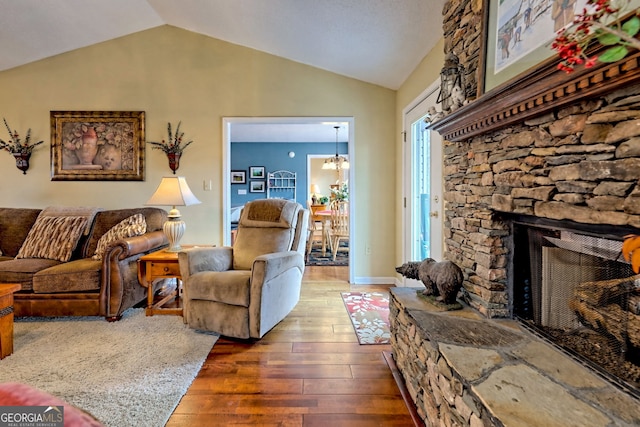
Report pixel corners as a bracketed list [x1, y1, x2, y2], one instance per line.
[388, 1, 640, 424]
[437, 81, 640, 318]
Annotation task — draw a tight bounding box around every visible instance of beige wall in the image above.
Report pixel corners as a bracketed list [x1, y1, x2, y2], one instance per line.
[395, 38, 445, 271]
[0, 25, 396, 280]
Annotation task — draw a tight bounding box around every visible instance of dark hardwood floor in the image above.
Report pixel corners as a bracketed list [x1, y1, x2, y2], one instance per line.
[165, 266, 417, 426]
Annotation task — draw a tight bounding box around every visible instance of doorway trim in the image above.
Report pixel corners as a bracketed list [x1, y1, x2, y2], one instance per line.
[222, 117, 355, 283]
[401, 81, 442, 286]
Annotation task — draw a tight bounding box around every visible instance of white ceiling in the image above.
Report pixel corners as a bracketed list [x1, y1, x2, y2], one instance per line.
[0, 0, 444, 91]
[0, 0, 445, 143]
[231, 120, 350, 143]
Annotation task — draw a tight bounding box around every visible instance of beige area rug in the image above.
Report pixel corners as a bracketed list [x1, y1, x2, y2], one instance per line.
[0, 308, 218, 427]
[341, 291, 391, 344]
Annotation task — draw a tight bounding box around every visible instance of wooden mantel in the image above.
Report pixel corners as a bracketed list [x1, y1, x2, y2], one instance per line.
[431, 50, 640, 142]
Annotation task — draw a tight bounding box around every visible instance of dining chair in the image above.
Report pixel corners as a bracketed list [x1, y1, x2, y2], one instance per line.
[305, 210, 324, 261]
[329, 200, 349, 261]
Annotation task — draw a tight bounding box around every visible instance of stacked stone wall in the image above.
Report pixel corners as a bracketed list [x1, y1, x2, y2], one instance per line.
[442, 0, 483, 99]
[439, 0, 640, 318]
[444, 84, 640, 317]
[390, 292, 494, 426]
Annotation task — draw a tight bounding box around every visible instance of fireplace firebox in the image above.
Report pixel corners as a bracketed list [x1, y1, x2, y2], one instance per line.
[511, 215, 640, 397]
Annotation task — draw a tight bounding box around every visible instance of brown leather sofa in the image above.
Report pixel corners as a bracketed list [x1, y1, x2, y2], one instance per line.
[0, 207, 168, 320]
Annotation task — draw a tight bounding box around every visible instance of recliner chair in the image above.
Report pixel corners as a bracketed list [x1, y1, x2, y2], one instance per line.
[178, 199, 309, 339]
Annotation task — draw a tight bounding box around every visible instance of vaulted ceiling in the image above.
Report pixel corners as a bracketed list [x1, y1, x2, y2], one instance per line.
[0, 0, 444, 90]
[1, 0, 446, 142]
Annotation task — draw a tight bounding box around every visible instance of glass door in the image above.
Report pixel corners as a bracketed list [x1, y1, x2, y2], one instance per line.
[403, 83, 443, 285]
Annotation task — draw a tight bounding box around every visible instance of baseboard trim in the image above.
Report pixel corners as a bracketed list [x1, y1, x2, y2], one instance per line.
[352, 276, 396, 285]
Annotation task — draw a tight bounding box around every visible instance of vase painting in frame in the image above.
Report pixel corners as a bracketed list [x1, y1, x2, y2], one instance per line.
[482, 0, 640, 94]
[51, 111, 145, 181]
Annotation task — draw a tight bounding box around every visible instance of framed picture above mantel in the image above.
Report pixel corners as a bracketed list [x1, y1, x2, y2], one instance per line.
[480, 0, 640, 95]
[50, 111, 145, 181]
[434, 0, 640, 142]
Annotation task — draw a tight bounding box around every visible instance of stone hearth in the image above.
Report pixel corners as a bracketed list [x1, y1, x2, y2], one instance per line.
[390, 287, 640, 426]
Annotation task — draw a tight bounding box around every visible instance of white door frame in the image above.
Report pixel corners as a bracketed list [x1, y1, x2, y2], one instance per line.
[401, 81, 443, 285]
[222, 117, 355, 283]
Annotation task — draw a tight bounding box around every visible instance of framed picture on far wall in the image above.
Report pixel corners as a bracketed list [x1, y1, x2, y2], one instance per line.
[250, 180, 265, 193]
[250, 166, 265, 179]
[50, 110, 145, 181]
[231, 170, 246, 184]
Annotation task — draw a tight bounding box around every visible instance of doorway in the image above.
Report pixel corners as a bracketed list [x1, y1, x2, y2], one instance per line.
[222, 117, 355, 283]
[402, 82, 443, 286]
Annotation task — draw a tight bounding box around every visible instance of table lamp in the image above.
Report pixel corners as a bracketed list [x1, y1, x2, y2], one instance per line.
[310, 184, 320, 204]
[146, 176, 201, 252]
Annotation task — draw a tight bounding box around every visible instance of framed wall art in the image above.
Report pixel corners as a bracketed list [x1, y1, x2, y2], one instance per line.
[250, 166, 265, 179]
[50, 111, 145, 181]
[481, 0, 640, 94]
[231, 170, 246, 184]
[250, 180, 265, 193]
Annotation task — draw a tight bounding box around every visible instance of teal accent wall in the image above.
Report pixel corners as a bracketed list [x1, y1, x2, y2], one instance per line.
[231, 142, 348, 206]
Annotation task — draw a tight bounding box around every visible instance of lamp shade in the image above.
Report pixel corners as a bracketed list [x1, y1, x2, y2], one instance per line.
[310, 184, 320, 194]
[145, 176, 201, 252]
[145, 176, 201, 209]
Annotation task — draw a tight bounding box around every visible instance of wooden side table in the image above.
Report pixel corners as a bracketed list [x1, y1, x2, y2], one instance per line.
[138, 249, 184, 316]
[0, 283, 21, 359]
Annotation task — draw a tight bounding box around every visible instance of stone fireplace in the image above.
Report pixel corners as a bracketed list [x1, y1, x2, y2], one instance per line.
[388, 1, 640, 424]
[510, 216, 640, 391]
[435, 82, 640, 320]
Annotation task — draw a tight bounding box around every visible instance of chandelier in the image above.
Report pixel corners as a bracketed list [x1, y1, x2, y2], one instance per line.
[322, 126, 349, 170]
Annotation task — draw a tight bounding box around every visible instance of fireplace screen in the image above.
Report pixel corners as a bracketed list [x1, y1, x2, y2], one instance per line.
[513, 223, 640, 395]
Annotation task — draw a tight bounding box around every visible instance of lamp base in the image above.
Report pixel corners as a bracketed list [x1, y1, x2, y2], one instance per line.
[163, 217, 185, 252]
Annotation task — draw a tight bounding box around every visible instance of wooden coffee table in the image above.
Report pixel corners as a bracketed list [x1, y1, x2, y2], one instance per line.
[0, 283, 21, 359]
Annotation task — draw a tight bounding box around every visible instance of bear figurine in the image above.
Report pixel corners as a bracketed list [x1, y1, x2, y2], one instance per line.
[396, 258, 463, 305]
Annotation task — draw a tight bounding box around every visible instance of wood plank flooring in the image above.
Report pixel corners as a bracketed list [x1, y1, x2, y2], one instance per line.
[165, 266, 417, 426]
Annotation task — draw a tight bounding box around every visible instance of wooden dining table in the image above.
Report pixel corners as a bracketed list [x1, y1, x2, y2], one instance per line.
[313, 210, 332, 256]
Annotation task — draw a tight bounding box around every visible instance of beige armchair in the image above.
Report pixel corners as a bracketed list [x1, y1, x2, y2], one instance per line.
[178, 199, 309, 339]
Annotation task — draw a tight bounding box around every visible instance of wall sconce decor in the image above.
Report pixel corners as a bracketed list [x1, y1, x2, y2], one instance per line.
[147, 121, 194, 174]
[0, 118, 44, 174]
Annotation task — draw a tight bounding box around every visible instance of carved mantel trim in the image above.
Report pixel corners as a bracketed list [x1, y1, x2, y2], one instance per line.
[431, 51, 640, 142]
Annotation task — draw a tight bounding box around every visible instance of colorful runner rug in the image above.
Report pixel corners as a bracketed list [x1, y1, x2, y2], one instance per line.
[341, 291, 391, 345]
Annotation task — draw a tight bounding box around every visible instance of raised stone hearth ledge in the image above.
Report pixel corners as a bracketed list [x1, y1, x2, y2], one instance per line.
[390, 287, 640, 426]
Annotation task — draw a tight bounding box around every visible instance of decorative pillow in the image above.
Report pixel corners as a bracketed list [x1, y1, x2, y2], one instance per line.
[92, 214, 147, 261]
[17, 215, 89, 262]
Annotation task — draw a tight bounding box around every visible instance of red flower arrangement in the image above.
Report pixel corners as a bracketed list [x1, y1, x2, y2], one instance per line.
[552, 0, 640, 73]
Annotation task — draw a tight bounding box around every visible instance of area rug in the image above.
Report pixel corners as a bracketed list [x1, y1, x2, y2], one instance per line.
[0, 308, 217, 427]
[307, 240, 349, 266]
[341, 291, 391, 344]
